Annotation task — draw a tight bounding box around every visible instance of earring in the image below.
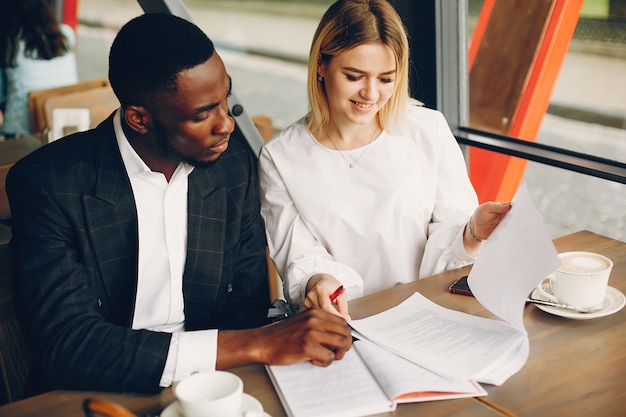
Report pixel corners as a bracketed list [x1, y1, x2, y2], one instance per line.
[317, 74, 324, 83]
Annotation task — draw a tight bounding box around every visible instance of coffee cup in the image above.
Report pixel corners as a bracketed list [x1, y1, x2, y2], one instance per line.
[536, 251, 612, 310]
[174, 371, 243, 417]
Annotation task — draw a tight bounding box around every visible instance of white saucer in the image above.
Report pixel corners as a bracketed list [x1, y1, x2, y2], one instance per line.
[530, 283, 626, 320]
[161, 393, 270, 417]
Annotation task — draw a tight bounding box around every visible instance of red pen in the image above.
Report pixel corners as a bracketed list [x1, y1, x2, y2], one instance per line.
[329, 285, 345, 303]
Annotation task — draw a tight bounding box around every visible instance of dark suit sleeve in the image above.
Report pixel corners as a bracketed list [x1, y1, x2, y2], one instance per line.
[6, 137, 171, 395]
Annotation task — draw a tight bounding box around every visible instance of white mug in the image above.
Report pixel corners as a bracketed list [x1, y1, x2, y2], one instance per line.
[174, 371, 244, 417]
[536, 251, 613, 310]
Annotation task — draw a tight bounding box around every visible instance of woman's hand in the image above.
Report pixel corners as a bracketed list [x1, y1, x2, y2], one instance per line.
[464, 201, 512, 256]
[472, 201, 512, 239]
[304, 273, 350, 321]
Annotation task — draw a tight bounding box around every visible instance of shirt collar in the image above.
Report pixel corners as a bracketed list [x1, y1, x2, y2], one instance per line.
[113, 109, 194, 179]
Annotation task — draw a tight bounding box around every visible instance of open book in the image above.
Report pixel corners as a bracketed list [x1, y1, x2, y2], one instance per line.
[266, 338, 486, 417]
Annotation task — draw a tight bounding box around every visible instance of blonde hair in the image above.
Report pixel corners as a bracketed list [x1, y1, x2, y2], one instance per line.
[306, 0, 411, 134]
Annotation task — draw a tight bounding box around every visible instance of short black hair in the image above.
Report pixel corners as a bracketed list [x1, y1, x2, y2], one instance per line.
[108, 13, 215, 106]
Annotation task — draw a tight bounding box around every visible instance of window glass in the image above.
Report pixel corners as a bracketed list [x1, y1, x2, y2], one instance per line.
[467, 0, 626, 163]
[467, 0, 626, 241]
[76, 1, 327, 133]
[74, 0, 624, 241]
[182, 1, 329, 130]
[523, 124, 626, 242]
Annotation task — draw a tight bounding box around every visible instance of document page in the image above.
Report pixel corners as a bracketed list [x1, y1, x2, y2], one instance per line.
[266, 338, 487, 417]
[350, 292, 527, 385]
[467, 183, 561, 330]
[266, 348, 394, 417]
[353, 340, 486, 402]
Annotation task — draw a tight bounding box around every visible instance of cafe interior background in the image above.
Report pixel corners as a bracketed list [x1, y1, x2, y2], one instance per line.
[0, 0, 625, 411]
[3, 0, 626, 245]
[60, 0, 625, 244]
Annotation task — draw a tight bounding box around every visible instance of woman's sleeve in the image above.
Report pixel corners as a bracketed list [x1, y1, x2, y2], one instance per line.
[258, 145, 363, 305]
[419, 111, 479, 277]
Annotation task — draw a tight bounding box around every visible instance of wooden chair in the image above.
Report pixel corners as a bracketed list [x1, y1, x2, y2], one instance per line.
[251, 114, 273, 144]
[0, 226, 32, 406]
[0, 165, 12, 220]
[250, 115, 283, 302]
[0, 135, 43, 220]
[42, 86, 120, 142]
[29, 77, 112, 136]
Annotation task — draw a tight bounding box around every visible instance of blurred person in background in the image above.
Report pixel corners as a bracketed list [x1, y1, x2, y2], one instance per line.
[0, 0, 78, 138]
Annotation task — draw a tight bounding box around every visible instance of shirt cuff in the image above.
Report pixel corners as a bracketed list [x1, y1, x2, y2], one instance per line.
[159, 329, 218, 387]
[455, 222, 477, 261]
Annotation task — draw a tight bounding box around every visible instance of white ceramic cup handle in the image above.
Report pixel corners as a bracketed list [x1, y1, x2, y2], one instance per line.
[535, 276, 559, 303]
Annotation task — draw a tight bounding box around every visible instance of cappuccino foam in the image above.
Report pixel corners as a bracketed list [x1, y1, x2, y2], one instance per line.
[559, 253, 610, 274]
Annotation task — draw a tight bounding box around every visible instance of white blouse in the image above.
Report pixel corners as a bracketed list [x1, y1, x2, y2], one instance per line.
[259, 105, 479, 305]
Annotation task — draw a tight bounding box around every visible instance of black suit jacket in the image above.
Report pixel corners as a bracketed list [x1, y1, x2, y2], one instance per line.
[6, 114, 270, 394]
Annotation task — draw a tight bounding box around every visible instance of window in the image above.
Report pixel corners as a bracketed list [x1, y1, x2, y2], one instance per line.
[465, 0, 626, 241]
[391, 0, 625, 241]
[75, 0, 625, 241]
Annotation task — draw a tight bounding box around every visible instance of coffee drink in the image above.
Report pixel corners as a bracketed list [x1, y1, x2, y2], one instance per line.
[558, 252, 611, 274]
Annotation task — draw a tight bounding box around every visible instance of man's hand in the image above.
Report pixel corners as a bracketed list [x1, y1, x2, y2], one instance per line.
[217, 307, 352, 369]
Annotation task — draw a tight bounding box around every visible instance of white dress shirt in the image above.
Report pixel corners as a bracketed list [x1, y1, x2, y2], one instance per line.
[259, 106, 479, 305]
[114, 110, 217, 387]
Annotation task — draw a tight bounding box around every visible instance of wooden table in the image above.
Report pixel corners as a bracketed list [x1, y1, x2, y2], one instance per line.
[0, 136, 41, 167]
[348, 230, 626, 417]
[0, 136, 42, 219]
[483, 230, 626, 417]
[0, 230, 623, 417]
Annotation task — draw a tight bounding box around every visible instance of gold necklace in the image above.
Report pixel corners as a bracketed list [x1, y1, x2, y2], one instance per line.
[325, 127, 380, 168]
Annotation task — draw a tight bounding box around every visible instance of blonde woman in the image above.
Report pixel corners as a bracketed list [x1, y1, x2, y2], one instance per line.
[259, 0, 510, 319]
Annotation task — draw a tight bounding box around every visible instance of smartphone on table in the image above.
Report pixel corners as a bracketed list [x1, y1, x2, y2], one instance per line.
[448, 275, 473, 296]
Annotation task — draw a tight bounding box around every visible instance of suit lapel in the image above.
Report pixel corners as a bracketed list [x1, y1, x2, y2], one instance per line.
[78, 117, 231, 327]
[183, 167, 227, 326]
[83, 118, 139, 326]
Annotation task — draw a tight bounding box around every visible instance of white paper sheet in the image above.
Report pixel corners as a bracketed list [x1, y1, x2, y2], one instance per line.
[350, 292, 527, 384]
[467, 183, 561, 330]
